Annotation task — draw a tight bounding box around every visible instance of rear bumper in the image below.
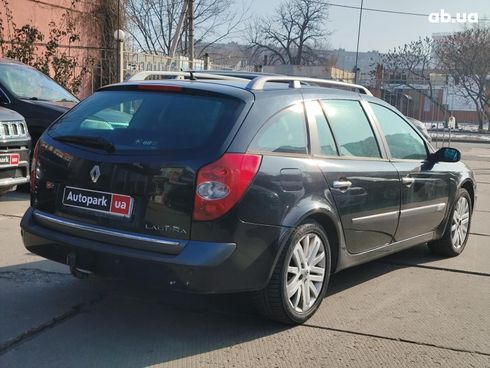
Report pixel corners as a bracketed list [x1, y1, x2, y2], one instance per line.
[21, 207, 288, 293]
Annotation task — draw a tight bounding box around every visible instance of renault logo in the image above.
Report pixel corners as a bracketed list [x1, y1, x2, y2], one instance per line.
[90, 165, 101, 183]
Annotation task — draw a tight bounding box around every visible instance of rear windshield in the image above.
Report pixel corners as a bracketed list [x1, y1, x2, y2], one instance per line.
[47, 90, 244, 153]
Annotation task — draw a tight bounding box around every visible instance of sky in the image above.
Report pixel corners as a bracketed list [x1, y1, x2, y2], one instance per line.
[233, 0, 490, 52]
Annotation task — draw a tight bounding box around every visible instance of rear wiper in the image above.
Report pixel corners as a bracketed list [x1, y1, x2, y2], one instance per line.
[53, 135, 115, 153]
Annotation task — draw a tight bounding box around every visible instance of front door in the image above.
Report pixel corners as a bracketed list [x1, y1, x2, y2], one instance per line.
[367, 102, 450, 241]
[306, 99, 401, 254]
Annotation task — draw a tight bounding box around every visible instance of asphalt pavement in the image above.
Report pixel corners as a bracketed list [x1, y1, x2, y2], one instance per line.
[0, 142, 489, 367]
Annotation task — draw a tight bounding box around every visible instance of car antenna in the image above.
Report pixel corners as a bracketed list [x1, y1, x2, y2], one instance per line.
[189, 70, 197, 81]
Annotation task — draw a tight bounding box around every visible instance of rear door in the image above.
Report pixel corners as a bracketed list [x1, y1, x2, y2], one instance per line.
[34, 88, 248, 241]
[307, 99, 400, 254]
[238, 101, 317, 226]
[367, 102, 450, 241]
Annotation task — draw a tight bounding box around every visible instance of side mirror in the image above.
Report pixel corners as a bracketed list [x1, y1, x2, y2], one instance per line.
[431, 147, 461, 163]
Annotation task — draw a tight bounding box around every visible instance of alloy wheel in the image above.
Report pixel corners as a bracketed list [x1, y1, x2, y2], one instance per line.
[286, 233, 326, 313]
[451, 196, 470, 249]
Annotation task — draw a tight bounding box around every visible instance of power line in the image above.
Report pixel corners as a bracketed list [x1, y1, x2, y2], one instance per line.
[325, 2, 490, 22]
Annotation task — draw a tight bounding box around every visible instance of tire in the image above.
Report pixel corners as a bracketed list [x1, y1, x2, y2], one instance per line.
[17, 183, 30, 193]
[254, 220, 331, 324]
[428, 188, 472, 257]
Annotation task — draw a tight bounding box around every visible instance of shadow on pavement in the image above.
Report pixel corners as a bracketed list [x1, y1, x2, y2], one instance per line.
[326, 242, 461, 296]
[0, 243, 469, 366]
[0, 192, 29, 202]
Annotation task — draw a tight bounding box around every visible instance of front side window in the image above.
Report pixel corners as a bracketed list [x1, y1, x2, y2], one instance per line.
[249, 103, 308, 155]
[320, 100, 380, 158]
[370, 103, 427, 160]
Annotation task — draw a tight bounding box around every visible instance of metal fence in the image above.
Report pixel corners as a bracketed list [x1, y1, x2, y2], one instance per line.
[88, 49, 252, 93]
[358, 77, 489, 140]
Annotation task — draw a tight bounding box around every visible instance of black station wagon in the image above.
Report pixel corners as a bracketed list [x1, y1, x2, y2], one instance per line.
[21, 73, 476, 324]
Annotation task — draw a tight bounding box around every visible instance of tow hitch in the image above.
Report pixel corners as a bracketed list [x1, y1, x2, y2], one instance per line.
[67, 252, 92, 279]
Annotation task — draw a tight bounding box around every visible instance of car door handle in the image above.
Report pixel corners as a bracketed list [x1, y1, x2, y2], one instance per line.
[401, 177, 415, 187]
[332, 180, 352, 190]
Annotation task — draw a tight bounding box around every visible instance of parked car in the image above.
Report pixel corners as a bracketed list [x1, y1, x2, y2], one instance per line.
[21, 73, 476, 324]
[0, 107, 30, 194]
[0, 58, 78, 147]
[407, 117, 432, 142]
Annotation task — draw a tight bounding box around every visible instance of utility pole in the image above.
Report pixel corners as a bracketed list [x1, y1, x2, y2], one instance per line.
[188, 0, 194, 70]
[354, 0, 364, 84]
[166, 0, 195, 70]
[167, 0, 188, 68]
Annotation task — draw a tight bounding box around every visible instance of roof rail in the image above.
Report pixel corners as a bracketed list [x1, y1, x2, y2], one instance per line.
[245, 76, 373, 96]
[128, 71, 248, 82]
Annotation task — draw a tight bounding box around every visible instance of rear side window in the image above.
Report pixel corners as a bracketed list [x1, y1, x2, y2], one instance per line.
[249, 103, 307, 155]
[321, 100, 380, 158]
[48, 90, 243, 153]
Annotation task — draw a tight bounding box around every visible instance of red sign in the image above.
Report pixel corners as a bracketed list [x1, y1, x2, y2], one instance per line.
[10, 154, 19, 165]
[110, 194, 132, 216]
[0, 154, 19, 166]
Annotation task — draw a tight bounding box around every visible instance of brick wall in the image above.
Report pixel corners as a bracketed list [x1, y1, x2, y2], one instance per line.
[0, 0, 102, 98]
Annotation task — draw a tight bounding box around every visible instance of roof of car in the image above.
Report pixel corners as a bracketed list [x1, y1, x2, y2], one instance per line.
[105, 77, 364, 102]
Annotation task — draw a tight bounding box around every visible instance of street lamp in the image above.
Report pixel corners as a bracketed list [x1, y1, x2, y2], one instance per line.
[114, 29, 125, 83]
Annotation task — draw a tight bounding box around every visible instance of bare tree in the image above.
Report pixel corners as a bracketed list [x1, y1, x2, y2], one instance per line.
[125, 0, 246, 57]
[378, 37, 445, 113]
[248, 0, 329, 65]
[436, 26, 490, 131]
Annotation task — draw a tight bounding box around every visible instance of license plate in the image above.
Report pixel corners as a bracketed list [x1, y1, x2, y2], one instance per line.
[62, 186, 133, 217]
[0, 154, 19, 166]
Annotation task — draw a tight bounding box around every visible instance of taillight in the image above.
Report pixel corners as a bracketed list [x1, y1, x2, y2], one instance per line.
[30, 141, 40, 188]
[193, 153, 262, 221]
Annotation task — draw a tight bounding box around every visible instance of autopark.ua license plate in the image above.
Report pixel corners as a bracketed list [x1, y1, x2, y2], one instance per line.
[0, 154, 19, 166]
[62, 186, 133, 217]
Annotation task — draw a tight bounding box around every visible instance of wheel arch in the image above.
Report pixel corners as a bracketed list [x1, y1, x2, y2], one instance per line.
[435, 178, 475, 239]
[460, 179, 475, 211]
[289, 208, 343, 273]
[265, 205, 344, 288]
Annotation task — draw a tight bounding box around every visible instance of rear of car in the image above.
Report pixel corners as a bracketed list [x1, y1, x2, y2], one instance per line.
[21, 81, 287, 292]
[0, 107, 30, 194]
